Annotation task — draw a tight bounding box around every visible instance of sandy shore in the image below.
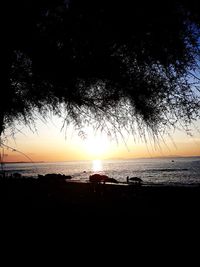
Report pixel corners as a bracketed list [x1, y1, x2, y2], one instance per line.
[0, 177, 199, 217]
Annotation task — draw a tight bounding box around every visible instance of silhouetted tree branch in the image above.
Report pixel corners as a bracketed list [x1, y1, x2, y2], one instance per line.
[2, 0, 200, 139]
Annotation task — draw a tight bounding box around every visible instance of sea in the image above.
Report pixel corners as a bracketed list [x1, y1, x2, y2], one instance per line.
[1, 157, 200, 186]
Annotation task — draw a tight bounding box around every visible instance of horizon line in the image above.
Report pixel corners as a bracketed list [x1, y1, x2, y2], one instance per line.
[2, 155, 200, 164]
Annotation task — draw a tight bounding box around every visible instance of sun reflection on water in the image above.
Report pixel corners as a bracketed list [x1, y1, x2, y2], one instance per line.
[92, 159, 103, 172]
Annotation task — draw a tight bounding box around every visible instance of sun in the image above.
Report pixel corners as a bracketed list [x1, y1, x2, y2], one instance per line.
[84, 135, 109, 158]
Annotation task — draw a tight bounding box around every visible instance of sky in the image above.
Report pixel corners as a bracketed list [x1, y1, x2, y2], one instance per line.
[1, 114, 200, 162]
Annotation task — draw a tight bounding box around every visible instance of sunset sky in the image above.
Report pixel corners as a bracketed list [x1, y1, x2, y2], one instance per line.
[2, 114, 200, 162]
[2, 2, 199, 164]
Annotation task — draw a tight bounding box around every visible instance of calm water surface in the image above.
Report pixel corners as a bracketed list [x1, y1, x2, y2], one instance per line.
[2, 157, 200, 185]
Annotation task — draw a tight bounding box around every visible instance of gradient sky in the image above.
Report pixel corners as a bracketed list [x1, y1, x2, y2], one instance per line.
[2, 114, 200, 162]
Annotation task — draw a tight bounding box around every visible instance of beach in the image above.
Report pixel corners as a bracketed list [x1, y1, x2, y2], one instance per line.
[0, 177, 199, 217]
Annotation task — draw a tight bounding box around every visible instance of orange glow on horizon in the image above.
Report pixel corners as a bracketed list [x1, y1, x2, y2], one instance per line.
[3, 138, 200, 163]
[1, 117, 200, 162]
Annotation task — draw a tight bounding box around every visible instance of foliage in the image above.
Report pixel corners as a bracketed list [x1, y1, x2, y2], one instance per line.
[2, 0, 200, 139]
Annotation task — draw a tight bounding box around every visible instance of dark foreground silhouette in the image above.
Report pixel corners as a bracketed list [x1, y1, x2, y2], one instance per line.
[0, 175, 200, 217]
[89, 174, 118, 183]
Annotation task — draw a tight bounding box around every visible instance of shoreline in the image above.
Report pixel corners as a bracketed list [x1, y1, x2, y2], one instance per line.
[1, 173, 200, 187]
[0, 176, 199, 216]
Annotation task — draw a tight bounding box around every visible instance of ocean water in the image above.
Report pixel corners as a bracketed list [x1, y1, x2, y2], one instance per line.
[1, 157, 200, 185]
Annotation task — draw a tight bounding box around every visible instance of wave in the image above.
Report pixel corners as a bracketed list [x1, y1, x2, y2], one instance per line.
[145, 168, 189, 172]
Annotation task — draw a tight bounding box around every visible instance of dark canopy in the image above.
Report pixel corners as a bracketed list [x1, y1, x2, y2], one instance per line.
[2, 0, 200, 137]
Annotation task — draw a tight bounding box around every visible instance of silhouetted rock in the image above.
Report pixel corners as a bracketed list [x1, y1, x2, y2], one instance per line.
[38, 173, 72, 182]
[89, 174, 118, 183]
[129, 177, 143, 184]
[13, 173, 22, 179]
